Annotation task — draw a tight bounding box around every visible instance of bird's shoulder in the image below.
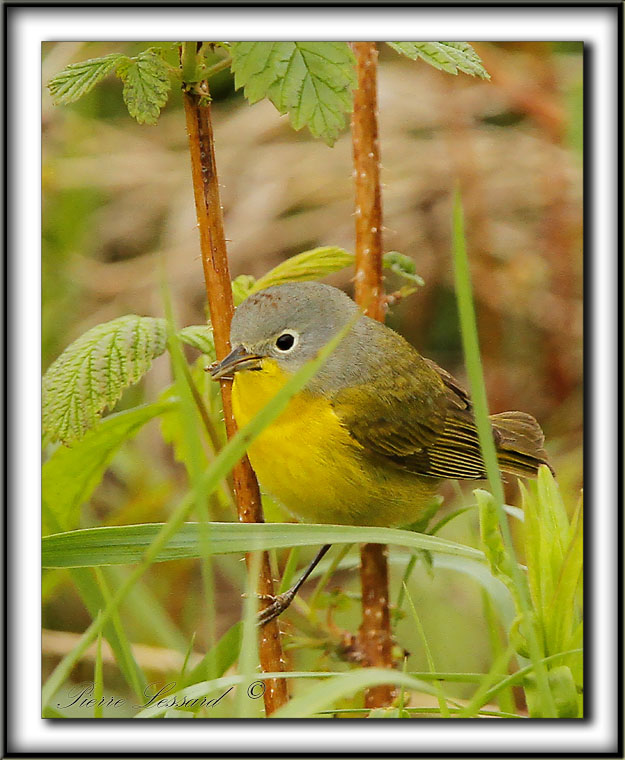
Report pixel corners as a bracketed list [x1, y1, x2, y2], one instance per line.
[330, 326, 470, 460]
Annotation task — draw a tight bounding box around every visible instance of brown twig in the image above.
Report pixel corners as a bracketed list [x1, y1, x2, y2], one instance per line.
[351, 41, 395, 709]
[182, 77, 288, 714]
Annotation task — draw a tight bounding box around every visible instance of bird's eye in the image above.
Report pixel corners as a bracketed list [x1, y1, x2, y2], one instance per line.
[275, 332, 297, 351]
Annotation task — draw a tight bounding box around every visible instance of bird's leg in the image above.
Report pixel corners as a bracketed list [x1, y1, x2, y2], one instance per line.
[257, 544, 332, 627]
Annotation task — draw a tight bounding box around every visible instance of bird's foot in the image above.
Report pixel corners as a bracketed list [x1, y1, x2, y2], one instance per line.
[256, 589, 296, 627]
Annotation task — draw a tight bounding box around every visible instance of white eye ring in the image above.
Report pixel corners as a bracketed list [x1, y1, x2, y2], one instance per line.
[275, 330, 299, 352]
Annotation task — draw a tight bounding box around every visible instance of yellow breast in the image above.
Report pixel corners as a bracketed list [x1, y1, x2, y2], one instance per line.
[231, 359, 368, 524]
[231, 359, 440, 526]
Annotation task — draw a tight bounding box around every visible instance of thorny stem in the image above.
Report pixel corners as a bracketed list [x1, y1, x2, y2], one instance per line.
[182, 69, 288, 714]
[351, 41, 395, 708]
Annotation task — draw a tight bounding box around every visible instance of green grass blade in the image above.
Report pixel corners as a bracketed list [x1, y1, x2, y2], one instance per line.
[452, 189, 556, 717]
[106, 566, 188, 653]
[42, 521, 487, 568]
[93, 567, 147, 700]
[272, 669, 437, 719]
[481, 589, 517, 715]
[181, 622, 242, 688]
[132, 668, 490, 719]
[403, 584, 450, 717]
[278, 546, 301, 594]
[236, 551, 262, 718]
[94, 623, 103, 719]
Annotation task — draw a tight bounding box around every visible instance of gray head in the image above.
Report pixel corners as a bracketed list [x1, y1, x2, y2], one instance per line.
[234, 281, 358, 360]
[209, 282, 375, 391]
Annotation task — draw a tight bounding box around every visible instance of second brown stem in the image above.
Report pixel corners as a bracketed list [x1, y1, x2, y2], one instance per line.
[351, 41, 395, 708]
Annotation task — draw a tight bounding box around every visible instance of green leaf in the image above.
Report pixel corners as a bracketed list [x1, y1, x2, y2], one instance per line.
[252, 246, 354, 292]
[117, 49, 171, 125]
[230, 42, 356, 145]
[42, 520, 486, 569]
[48, 54, 127, 104]
[383, 251, 425, 287]
[177, 325, 215, 358]
[231, 275, 257, 306]
[42, 315, 167, 444]
[42, 402, 172, 535]
[246, 247, 425, 300]
[387, 42, 490, 79]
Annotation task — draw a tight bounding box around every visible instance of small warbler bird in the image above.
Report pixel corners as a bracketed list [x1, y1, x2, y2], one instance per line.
[210, 281, 550, 623]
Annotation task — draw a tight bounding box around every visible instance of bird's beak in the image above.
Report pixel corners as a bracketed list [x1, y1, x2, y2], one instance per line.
[207, 344, 263, 380]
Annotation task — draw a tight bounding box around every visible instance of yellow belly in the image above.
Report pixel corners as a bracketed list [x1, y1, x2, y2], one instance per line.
[231, 359, 439, 526]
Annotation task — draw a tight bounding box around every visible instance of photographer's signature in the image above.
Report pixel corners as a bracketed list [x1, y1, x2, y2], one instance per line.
[55, 680, 266, 712]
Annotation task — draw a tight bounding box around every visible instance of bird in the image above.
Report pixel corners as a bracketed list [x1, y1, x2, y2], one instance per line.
[209, 281, 551, 624]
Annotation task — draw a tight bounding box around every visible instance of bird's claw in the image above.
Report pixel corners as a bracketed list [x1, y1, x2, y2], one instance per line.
[256, 591, 294, 627]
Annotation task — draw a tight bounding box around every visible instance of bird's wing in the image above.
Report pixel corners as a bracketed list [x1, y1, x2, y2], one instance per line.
[332, 352, 490, 480]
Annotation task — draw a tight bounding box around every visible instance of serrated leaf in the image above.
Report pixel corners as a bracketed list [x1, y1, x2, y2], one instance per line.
[252, 246, 354, 292]
[42, 315, 168, 444]
[387, 42, 490, 80]
[231, 42, 356, 145]
[48, 54, 127, 104]
[117, 49, 171, 125]
[178, 325, 215, 358]
[42, 402, 173, 535]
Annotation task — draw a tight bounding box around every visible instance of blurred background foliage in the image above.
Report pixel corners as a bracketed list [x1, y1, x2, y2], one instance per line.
[42, 41, 582, 715]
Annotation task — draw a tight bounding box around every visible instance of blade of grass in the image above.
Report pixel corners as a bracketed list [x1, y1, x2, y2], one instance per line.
[395, 553, 418, 611]
[106, 566, 188, 653]
[272, 668, 437, 719]
[42, 521, 487, 569]
[181, 622, 242, 688]
[179, 632, 197, 684]
[93, 623, 103, 719]
[93, 567, 146, 700]
[278, 546, 301, 594]
[134, 669, 438, 719]
[317, 706, 523, 718]
[457, 641, 516, 718]
[236, 550, 262, 718]
[133, 666, 516, 719]
[452, 188, 556, 717]
[403, 583, 450, 717]
[481, 589, 517, 715]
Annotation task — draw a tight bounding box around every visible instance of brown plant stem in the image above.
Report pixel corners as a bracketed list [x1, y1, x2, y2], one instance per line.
[351, 41, 395, 709]
[182, 85, 288, 714]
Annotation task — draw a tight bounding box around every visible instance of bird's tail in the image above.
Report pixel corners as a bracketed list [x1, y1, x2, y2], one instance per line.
[490, 411, 554, 478]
